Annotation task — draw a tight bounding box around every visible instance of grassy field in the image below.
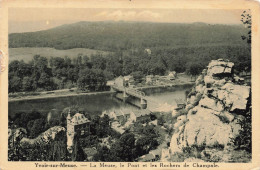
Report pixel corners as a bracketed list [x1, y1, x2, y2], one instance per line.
[9, 47, 110, 63]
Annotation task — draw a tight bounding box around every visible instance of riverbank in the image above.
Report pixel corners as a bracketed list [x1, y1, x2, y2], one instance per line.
[8, 90, 115, 102]
[137, 82, 194, 92]
[8, 82, 195, 102]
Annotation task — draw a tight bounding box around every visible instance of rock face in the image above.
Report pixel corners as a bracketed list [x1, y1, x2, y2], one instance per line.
[8, 128, 27, 148]
[20, 126, 66, 147]
[19, 126, 67, 161]
[170, 59, 250, 155]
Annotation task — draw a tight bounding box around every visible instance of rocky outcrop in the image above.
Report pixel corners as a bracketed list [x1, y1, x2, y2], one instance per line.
[8, 128, 27, 147]
[20, 126, 66, 148]
[170, 59, 251, 160]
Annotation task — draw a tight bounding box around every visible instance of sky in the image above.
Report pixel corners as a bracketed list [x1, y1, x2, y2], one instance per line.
[8, 8, 246, 33]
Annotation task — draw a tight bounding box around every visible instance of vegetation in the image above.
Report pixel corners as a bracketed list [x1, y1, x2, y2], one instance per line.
[93, 124, 160, 162]
[9, 105, 162, 162]
[8, 54, 108, 93]
[9, 22, 247, 51]
[232, 9, 252, 154]
[241, 10, 251, 44]
[9, 47, 109, 63]
[8, 22, 251, 94]
[9, 43, 251, 93]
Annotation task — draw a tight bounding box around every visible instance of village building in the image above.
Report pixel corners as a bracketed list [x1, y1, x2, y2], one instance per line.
[167, 71, 176, 80]
[124, 75, 134, 87]
[106, 80, 115, 86]
[146, 75, 153, 84]
[67, 112, 91, 153]
[111, 121, 125, 134]
[113, 75, 135, 88]
[146, 75, 160, 84]
[114, 76, 125, 87]
[134, 110, 152, 123]
[175, 99, 186, 109]
[144, 48, 152, 55]
[67, 112, 91, 136]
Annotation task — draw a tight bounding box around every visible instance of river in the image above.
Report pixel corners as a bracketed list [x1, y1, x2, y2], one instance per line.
[8, 85, 193, 117]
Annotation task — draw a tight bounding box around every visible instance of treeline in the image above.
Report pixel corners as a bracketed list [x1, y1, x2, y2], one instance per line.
[9, 21, 247, 51]
[8, 54, 110, 93]
[9, 43, 251, 93]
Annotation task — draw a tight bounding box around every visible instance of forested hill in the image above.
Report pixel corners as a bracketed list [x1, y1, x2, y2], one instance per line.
[9, 21, 248, 51]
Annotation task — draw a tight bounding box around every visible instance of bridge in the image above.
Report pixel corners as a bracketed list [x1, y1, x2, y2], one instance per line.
[111, 85, 148, 109]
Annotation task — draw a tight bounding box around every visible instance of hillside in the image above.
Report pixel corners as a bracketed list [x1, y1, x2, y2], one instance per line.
[8, 47, 110, 63]
[9, 21, 248, 51]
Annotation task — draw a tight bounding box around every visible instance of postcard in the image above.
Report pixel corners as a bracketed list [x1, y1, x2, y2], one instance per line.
[0, 0, 260, 169]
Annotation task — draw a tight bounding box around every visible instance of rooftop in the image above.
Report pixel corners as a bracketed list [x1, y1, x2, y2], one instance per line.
[134, 109, 151, 117]
[69, 113, 90, 125]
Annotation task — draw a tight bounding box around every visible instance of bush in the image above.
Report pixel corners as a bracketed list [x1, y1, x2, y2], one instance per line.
[233, 109, 251, 152]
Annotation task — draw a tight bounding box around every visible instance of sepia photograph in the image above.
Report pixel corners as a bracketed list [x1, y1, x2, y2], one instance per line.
[1, 0, 259, 168]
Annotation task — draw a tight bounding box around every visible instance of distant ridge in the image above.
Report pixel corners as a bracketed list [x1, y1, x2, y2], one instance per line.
[9, 21, 247, 52]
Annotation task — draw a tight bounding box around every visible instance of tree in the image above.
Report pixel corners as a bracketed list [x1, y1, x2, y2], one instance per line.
[109, 133, 136, 161]
[131, 71, 144, 83]
[77, 68, 93, 90]
[106, 55, 123, 77]
[71, 134, 86, 161]
[93, 146, 122, 162]
[22, 76, 33, 91]
[38, 72, 51, 88]
[9, 76, 22, 93]
[91, 54, 106, 70]
[186, 62, 203, 81]
[77, 68, 106, 91]
[136, 136, 158, 156]
[241, 10, 251, 44]
[27, 118, 46, 138]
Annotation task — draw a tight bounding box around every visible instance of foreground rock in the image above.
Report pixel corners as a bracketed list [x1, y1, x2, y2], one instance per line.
[169, 59, 251, 162]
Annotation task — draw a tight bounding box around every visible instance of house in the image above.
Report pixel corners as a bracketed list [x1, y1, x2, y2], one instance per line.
[124, 75, 133, 82]
[144, 48, 152, 55]
[134, 110, 152, 123]
[129, 111, 137, 122]
[167, 71, 176, 80]
[146, 75, 162, 85]
[101, 111, 118, 120]
[66, 112, 91, 153]
[111, 121, 125, 134]
[124, 75, 134, 87]
[175, 99, 186, 109]
[67, 112, 91, 137]
[114, 76, 125, 87]
[146, 75, 153, 84]
[102, 110, 128, 125]
[114, 75, 135, 87]
[115, 111, 126, 125]
[106, 80, 115, 86]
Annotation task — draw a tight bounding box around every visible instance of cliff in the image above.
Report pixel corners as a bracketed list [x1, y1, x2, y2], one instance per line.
[20, 126, 66, 147]
[169, 59, 251, 162]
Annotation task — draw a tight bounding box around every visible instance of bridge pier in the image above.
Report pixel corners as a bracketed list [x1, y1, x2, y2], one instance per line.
[140, 98, 147, 109]
[123, 90, 129, 103]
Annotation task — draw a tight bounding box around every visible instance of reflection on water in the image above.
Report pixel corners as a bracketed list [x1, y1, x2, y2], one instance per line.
[9, 86, 192, 116]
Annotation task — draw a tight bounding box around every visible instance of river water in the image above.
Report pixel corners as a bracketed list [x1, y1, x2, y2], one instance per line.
[8, 85, 193, 116]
